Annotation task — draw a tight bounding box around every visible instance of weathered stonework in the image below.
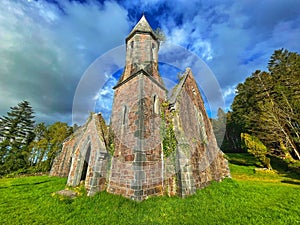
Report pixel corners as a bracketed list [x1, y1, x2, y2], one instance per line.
[168, 68, 230, 197]
[50, 113, 110, 196]
[50, 15, 230, 201]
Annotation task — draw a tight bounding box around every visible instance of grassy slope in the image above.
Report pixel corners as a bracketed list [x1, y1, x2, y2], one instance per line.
[0, 154, 299, 225]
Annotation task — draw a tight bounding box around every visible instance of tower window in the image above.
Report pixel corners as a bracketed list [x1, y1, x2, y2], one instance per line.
[122, 105, 127, 125]
[131, 41, 134, 49]
[153, 95, 159, 115]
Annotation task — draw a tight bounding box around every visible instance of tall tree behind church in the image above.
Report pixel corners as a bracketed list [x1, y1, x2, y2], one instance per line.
[230, 49, 300, 158]
[0, 101, 35, 175]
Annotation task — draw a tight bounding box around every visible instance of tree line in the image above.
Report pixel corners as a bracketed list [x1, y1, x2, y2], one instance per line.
[0, 101, 73, 176]
[213, 49, 300, 167]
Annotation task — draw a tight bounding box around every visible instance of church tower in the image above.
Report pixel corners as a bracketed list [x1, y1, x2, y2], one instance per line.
[108, 15, 167, 200]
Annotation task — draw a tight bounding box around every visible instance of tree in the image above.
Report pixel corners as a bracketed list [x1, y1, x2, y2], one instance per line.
[46, 122, 73, 170]
[28, 122, 48, 167]
[212, 108, 226, 147]
[241, 133, 271, 169]
[230, 49, 300, 159]
[29, 122, 73, 172]
[154, 27, 166, 42]
[267, 49, 300, 159]
[0, 101, 35, 175]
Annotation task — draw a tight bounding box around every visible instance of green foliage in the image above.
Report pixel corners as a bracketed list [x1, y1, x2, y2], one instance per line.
[212, 109, 244, 153]
[211, 108, 226, 147]
[0, 100, 73, 177]
[0, 101, 35, 175]
[162, 124, 177, 158]
[160, 102, 177, 157]
[230, 49, 300, 159]
[28, 122, 72, 173]
[154, 27, 166, 42]
[107, 128, 115, 155]
[96, 113, 115, 155]
[241, 133, 271, 169]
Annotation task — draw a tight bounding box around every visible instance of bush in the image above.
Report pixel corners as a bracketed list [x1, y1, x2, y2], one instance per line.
[241, 133, 271, 169]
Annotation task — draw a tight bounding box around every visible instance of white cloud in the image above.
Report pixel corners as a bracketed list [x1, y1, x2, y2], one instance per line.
[0, 0, 130, 124]
[223, 86, 236, 99]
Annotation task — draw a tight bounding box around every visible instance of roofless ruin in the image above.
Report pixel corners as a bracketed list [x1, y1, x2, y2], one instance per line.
[50, 15, 230, 201]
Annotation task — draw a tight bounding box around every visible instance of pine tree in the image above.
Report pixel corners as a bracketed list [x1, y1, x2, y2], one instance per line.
[0, 101, 35, 175]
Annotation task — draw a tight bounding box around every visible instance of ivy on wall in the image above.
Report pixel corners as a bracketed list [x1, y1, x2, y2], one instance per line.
[160, 102, 177, 157]
[96, 113, 115, 156]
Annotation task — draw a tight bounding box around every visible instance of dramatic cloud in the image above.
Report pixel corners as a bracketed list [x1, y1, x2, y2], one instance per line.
[1, 0, 299, 125]
[158, 0, 300, 110]
[0, 0, 130, 124]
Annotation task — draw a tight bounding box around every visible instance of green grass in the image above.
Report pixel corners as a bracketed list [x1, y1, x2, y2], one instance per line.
[0, 154, 300, 225]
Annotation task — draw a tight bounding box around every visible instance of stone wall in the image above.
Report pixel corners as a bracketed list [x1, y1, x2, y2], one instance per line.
[67, 114, 109, 196]
[109, 71, 166, 200]
[50, 138, 75, 177]
[50, 114, 109, 196]
[50, 125, 86, 177]
[171, 69, 230, 197]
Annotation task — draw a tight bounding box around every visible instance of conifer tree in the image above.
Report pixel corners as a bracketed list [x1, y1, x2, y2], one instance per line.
[229, 49, 300, 159]
[0, 101, 35, 174]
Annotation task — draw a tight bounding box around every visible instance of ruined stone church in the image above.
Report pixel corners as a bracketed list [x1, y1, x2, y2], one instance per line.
[50, 15, 230, 201]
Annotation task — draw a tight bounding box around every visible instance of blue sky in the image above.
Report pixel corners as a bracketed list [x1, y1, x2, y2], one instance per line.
[1, 0, 300, 125]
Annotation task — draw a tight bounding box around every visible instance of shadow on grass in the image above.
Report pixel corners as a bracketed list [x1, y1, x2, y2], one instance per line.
[226, 153, 263, 167]
[11, 180, 52, 187]
[227, 153, 300, 182]
[269, 156, 300, 181]
[281, 180, 300, 185]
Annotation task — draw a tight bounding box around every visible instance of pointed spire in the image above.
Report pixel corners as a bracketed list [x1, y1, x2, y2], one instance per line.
[126, 15, 157, 41]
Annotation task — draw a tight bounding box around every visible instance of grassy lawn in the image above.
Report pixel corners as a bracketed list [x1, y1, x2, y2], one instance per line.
[0, 153, 299, 224]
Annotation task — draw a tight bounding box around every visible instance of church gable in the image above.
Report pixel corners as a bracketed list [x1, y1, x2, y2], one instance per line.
[160, 68, 230, 197]
[69, 114, 109, 196]
[51, 113, 109, 196]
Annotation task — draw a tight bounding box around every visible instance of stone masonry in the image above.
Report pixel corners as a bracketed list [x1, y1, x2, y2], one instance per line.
[50, 15, 230, 200]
